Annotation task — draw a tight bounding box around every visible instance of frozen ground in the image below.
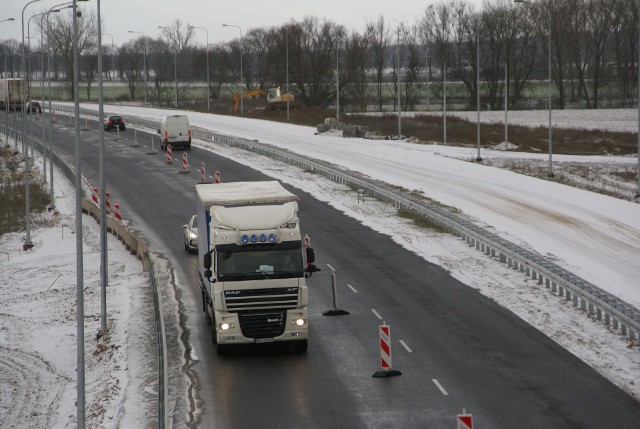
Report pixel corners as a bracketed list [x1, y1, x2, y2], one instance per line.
[1, 106, 638, 427]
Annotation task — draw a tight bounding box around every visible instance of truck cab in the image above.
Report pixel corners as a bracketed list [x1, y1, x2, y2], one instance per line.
[196, 182, 315, 353]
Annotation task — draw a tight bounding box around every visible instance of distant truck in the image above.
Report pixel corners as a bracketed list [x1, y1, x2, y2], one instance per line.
[158, 114, 191, 150]
[195, 181, 318, 354]
[0, 78, 24, 111]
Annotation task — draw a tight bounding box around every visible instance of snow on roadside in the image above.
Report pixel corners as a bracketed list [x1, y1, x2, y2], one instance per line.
[195, 138, 640, 401]
[0, 153, 149, 428]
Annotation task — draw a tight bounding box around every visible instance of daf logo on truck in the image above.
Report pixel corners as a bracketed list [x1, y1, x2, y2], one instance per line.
[195, 181, 319, 354]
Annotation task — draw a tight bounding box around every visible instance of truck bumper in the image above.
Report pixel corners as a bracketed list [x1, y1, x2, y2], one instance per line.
[215, 309, 308, 345]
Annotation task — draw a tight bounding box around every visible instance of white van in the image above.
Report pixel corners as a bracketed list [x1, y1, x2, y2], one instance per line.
[158, 115, 191, 150]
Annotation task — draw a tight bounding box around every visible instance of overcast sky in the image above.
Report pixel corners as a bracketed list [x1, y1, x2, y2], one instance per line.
[1, 0, 485, 48]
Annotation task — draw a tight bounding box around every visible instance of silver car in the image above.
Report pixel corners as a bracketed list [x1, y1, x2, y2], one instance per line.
[183, 215, 198, 253]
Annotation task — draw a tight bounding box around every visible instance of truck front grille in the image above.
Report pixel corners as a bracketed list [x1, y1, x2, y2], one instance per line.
[224, 287, 299, 311]
[239, 311, 286, 338]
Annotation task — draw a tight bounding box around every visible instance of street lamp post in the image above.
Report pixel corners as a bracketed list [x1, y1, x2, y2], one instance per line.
[397, 26, 401, 137]
[476, 22, 482, 162]
[1, 18, 14, 148]
[158, 26, 178, 108]
[127, 30, 147, 105]
[336, 37, 340, 122]
[222, 24, 243, 115]
[21, 0, 44, 251]
[189, 26, 209, 110]
[103, 33, 115, 103]
[515, 0, 554, 177]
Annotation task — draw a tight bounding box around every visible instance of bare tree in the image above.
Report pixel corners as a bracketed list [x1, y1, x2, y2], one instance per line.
[341, 29, 371, 111]
[47, 8, 97, 98]
[290, 16, 344, 108]
[366, 16, 390, 111]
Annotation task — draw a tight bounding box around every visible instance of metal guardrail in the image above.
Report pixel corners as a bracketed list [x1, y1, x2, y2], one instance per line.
[52, 104, 640, 345]
[0, 117, 168, 429]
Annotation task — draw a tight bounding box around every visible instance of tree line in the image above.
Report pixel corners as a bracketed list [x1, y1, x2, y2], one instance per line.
[0, 0, 638, 111]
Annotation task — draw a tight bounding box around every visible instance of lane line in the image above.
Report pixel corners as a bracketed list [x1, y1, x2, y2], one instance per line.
[432, 379, 448, 396]
[347, 284, 358, 293]
[371, 309, 383, 320]
[326, 263, 335, 272]
[399, 340, 412, 353]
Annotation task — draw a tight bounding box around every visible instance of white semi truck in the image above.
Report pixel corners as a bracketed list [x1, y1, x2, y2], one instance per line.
[195, 181, 318, 353]
[0, 78, 24, 111]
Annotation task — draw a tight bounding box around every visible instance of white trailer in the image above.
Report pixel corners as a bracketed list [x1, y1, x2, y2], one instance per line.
[195, 181, 318, 353]
[0, 78, 24, 111]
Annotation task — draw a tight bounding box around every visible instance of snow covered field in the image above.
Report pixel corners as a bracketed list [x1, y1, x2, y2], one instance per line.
[1, 106, 638, 427]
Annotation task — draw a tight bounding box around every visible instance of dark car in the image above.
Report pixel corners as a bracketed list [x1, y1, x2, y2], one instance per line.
[104, 115, 126, 131]
[25, 101, 41, 114]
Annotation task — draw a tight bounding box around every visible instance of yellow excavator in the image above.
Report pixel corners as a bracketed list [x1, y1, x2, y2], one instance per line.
[231, 87, 294, 112]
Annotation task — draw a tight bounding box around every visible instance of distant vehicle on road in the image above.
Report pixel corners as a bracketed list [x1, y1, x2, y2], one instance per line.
[104, 115, 125, 131]
[183, 215, 198, 253]
[25, 100, 41, 114]
[158, 115, 191, 150]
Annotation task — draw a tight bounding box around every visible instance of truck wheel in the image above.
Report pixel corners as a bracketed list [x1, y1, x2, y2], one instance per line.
[216, 344, 230, 355]
[292, 340, 308, 353]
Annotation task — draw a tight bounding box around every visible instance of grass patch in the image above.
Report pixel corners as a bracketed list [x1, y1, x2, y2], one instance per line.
[0, 147, 51, 235]
[397, 209, 449, 233]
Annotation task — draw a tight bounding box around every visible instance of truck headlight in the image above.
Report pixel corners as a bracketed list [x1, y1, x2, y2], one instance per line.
[219, 322, 234, 330]
[292, 318, 306, 327]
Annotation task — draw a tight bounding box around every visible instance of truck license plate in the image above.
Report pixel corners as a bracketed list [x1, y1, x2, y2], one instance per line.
[255, 338, 274, 343]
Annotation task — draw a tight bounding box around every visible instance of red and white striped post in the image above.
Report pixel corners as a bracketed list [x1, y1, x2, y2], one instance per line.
[373, 323, 402, 377]
[50, 110, 56, 122]
[91, 187, 99, 205]
[166, 145, 173, 164]
[214, 170, 221, 184]
[105, 191, 111, 213]
[179, 152, 190, 174]
[113, 203, 122, 221]
[35, 108, 40, 120]
[456, 410, 473, 429]
[200, 161, 206, 183]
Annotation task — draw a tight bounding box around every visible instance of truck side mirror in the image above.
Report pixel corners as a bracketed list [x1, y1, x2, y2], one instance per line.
[203, 253, 212, 269]
[204, 269, 213, 279]
[306, 247, 315, 263]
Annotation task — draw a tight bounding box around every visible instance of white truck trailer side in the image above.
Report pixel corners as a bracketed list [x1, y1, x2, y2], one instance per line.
[0, 78, 24, 111]
[196, 181, 317, 353]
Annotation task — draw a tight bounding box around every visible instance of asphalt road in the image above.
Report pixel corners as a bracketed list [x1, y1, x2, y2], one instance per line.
[19, 111, 640, 428]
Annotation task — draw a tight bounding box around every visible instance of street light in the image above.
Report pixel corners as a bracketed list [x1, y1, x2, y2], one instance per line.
[158, 26, 178, 108]
[1, 18, 14, 149]
[127, 30, 147, 105]
[515, 0, 554, 177]
[222, 24, 243, 115]
[21, 0, 45, 251]
[189, 25, 209, 110]
[102, 33, 116, 103]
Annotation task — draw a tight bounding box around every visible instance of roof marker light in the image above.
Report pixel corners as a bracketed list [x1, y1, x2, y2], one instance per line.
[269, 233, 277, 242]
[251, 234, 258, 243]
[241, 235, 249, 243]
[260, 233, 267, 242]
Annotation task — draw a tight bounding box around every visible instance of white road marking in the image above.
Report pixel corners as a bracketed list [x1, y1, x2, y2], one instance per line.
[399, 340, 412, 353]
[371, 309, 383, 320]
[347, 284, 358, 293]
[432, 379, 449, 396]
[326, 264, 336, 272]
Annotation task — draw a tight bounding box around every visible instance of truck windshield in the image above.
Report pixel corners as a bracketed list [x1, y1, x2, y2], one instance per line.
[217, 248, 303, 281]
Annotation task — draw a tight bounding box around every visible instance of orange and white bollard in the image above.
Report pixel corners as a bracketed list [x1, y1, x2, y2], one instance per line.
[35, 108, 40, 120]
[50, 110, 56, 123]
[179, 152, 189, 174]
[166, 145, 173, 164]
[214, 170, 221, 184]
[105, 191, 111, 213]
[372, 323, 401, 377]
[113, 203, 122, 221]
[200, 161, 206, 183]
[91, 187, 99, 205]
